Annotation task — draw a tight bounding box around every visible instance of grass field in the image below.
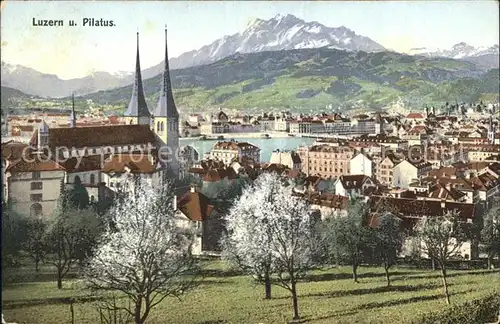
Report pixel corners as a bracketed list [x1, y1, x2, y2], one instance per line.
[2, 261, 499, 324]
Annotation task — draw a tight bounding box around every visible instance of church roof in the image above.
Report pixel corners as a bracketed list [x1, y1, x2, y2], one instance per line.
[102, 154, 155, 174]
[125, 32, 151, 118]
[40, 124, 156, 148]
[154, 28, 179, 119]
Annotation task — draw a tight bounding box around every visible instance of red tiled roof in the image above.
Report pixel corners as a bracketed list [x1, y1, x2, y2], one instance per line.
[6, 154, 65, 172]
[177, 190, 214, 222]
[471, 173, 499, 191]
[102, 154, 155, 174]
[296, 191, 348, 209]
[406, 113, 425, 119]
[60, 155, 109, 173]
[370, 196, 475, 219]
[2, 141, 31, 161]
[428, 183, 466, 201]
[11, 125, 34, 132]
[408, 125, 430, 135]
[212, 141, 260, 151]
[308, 145, 354, 153]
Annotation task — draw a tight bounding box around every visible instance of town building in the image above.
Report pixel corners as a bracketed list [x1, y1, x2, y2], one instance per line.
[393, 160, 433, 189]
[175, 187, 219, 256]
[334, 175, 376, 198]
[269, 150, 301, 170]
[297, 145, 355, 178]
[209, 141, 260, 166]
[349, 153, 373, 178]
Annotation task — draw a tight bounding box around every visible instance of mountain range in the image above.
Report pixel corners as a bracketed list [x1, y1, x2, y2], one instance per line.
[408, 42, 499, 70]
[1, 14, 498, 102]
[74, 48, 499, 113]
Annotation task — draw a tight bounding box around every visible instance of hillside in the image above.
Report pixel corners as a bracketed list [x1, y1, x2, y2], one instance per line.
[1, 86, 34, 113]
[78, 48, 497, 113]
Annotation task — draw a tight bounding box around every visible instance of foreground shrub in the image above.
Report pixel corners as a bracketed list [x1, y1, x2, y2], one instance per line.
[418, 291, 500, 324]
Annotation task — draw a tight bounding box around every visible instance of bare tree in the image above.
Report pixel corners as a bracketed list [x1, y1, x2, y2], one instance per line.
[323, 199, 373, 283]
[45, 206, 100, 289]
[24, 218, 48, 272]
[416, 212, 467, 304]
[84, 181, 199, 324]
[372, 213, 404, 287]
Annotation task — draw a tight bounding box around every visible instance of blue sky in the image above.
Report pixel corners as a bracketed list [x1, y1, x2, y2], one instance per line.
[1, 1, 498, 79]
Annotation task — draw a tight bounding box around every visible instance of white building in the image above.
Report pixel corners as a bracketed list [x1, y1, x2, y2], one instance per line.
[334, 175, 376, 198]
[269, 150, 301, 170]
[3, 150, 66, 218]
[349, 153, 373, 178]
[393, 160, 433, 189]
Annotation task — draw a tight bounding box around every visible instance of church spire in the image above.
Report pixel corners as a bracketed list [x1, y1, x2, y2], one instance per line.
[69, 93, 76, 128]
[154, 26, 179, 118]
[125, 31, 150, 118]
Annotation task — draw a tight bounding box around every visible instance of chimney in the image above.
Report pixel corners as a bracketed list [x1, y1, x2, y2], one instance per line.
[190, 186, 196, 193]
[173, 194, 177, 211]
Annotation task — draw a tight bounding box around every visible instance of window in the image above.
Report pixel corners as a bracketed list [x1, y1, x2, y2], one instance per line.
[32, 172, 41, 179]
[31, 182, 43, 190]
[30, 203, 42, 217]
[90, 174, 96, 184]
[30, 194, 42, 202]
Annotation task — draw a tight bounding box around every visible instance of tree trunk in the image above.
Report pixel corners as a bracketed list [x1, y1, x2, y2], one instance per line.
[440, 266, 450, 305]
[487, 255, 492, 271]
[134, 298, 143, 324]
[352, 261, 359, 283]
[291, 280, 300, 320]
[264, 273, 272, 299]
[35, 259, 40, 272]
[384, 264, 391, 287]
[57, 268, 63, 289]
[431, 257, 436, 271]
[70, 299, 75, 324]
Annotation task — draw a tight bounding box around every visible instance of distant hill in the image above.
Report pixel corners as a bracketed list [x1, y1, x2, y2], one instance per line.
[1, 86, 33, 112]
[78, 48, 497, 112]
[1, 61, 133, 98]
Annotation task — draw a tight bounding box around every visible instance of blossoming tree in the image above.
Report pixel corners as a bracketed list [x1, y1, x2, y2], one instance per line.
[223, 173, 318, 320]
[85, 181, 198, 324]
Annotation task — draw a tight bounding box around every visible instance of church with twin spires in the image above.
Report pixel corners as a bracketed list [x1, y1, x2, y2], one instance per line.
[3, 28, 188, 219]
[124, 28, 180, 177]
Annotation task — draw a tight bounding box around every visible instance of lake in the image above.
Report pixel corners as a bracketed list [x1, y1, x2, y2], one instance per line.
[180, 137, 316, 162]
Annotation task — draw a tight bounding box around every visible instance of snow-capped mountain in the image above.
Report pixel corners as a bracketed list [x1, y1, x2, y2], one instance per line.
[0, 61, 134, 98]
[2, 14, 387, 97]
[409, 42, 499, 58]
[144, 14, 386, 77]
